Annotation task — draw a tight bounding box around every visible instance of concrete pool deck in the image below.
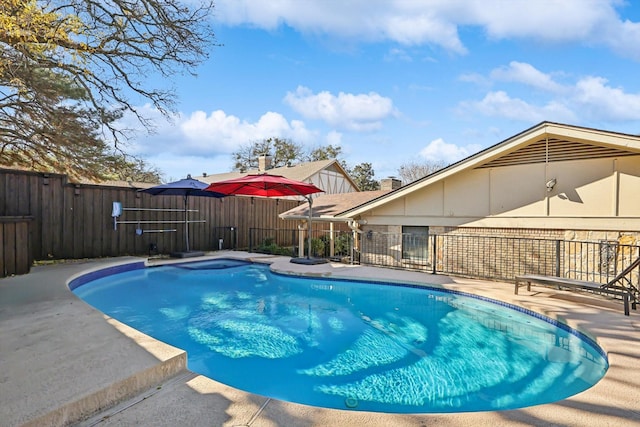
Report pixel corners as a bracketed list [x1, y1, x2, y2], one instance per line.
[0, 252, 638, 427]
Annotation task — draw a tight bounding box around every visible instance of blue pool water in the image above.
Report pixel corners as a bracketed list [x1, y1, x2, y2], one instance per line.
[71, 259, 608, 413]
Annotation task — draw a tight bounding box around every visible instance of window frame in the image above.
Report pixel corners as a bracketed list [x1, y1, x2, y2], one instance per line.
[401, 225, 429, 262]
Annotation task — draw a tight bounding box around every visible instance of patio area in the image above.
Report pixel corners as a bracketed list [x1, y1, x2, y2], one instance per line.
[1, 252, 639, 427]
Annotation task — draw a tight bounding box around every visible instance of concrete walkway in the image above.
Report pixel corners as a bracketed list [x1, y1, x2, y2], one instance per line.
[1, 252, 639, 427]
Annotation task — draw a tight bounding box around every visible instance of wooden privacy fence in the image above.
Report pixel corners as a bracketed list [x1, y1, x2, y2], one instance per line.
[0, 216, 33, 276]
[0, 168, 325, 275]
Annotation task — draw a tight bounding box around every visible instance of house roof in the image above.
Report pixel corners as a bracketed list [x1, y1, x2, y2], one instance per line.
[279, 190, 391, 222]
[196, 159, 357, 187]
[337, 121, 640, 218]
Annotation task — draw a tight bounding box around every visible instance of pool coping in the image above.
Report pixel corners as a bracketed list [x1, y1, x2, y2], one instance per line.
[1, 252, 639, 426]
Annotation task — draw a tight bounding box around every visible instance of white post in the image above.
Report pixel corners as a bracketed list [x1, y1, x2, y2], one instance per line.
[329, 222, 335, 257]
[297, 223, 306, 258]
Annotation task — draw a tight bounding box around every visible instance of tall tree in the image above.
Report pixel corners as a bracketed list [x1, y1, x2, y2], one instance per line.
[350, 162, 380, 191]
[0, 0, 214, 180]
[305, 143, 352, 172]
[397, 160, 446, 184]
[306, 144, 343, 161]
[233, 137, 304, 172]
[231, 138, 379, 191]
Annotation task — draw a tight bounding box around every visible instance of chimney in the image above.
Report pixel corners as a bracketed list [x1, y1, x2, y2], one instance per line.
[258, 155, 272, 171]
[380, 176, 401, 191]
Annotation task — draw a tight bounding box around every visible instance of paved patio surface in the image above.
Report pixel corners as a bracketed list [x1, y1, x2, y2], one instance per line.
[1, 252, 639, 427]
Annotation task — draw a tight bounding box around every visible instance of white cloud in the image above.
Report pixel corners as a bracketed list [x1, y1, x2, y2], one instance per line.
[216, 0, 467, 53]
[490, 61, 566, 93]
[325, 130, 343, 146]
[458, 0, 613, 41]
[419, 138, 482, 164]
[603, 18, 640, 60]
[383, 12, 465, 53]
[128, 108, 319, 157]
[459, 62, 640, 123]
[215, 0, 640, 59]
[573, 76, 640, 121]
[118, 106, 329, 178]
[459, 91, 576, 123]
[284, 86, 396, 131]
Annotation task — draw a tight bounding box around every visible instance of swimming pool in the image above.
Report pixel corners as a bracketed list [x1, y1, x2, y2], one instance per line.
[71, 259, 608, 413]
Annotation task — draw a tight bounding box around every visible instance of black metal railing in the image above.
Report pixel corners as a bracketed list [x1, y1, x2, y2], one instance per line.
[249, 228, 354, 260]
[434, 234, 561, 280]
[360, 231, 640, 286]
[246, 228, 639, 295]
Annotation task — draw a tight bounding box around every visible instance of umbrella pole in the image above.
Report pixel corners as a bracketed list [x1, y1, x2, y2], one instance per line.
[307, 196, 313, 259]
[184, 195, 190, 252]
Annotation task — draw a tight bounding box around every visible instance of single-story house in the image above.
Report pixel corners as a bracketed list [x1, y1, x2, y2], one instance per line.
[196, 157, 360, 197]
[281, 122, 640, 283]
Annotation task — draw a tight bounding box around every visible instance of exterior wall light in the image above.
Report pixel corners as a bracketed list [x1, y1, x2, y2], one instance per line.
[546, 178, 557, 192]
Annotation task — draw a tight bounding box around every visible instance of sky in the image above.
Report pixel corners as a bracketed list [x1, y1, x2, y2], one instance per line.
[123, 0, 640, 183]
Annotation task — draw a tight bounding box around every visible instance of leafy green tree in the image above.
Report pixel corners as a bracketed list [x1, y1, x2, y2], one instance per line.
[0, 0, 214, 180]
[306, 144, 343, 161]
[350, 162, 380, 191]
[233, 137, 304, 171]
[231, 138, 379, 191]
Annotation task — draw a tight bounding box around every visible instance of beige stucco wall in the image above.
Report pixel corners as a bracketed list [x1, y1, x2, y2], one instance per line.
[490, 164, 546, 215]
[359, 156, 640, 232]
[548, 158, 614, 216]
[618, 156, 640, 216]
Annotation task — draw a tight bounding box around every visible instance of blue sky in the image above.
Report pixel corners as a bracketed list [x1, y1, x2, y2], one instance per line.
[125, 0, 640, 182]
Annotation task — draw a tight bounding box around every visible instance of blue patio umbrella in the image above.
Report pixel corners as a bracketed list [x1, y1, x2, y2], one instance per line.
[139, 175, 225, 253]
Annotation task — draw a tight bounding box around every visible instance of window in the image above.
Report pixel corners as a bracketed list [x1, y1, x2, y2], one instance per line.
[402, 226, 429, 261]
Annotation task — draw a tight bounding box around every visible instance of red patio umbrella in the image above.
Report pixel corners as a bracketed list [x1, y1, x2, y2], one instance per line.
[204, 174, 325, 263]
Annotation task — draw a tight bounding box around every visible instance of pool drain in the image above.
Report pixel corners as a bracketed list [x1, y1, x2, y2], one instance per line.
[345, 397, 358, 408]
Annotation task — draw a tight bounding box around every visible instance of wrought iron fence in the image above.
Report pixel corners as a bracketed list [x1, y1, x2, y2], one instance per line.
[246, 228, 640, 289]
[434, 234, 561, 280]
[248, 228, 354, 260]
[360, 231, 640, 285]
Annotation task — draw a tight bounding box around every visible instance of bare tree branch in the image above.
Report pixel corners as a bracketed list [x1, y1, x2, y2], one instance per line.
[0, 0, 216, 180]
